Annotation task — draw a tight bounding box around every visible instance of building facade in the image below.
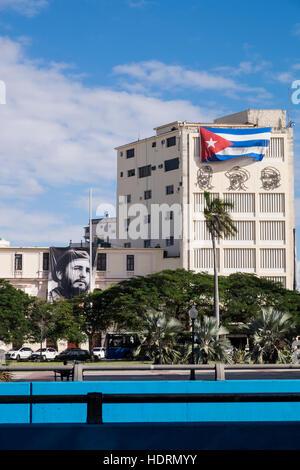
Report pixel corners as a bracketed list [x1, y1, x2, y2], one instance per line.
[116, 109, 295, 289]
[0, 245, 178, 298]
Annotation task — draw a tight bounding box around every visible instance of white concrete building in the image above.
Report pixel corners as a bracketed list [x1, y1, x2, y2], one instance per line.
[84, 215, 118, 247]
[116, 109, 295, 289]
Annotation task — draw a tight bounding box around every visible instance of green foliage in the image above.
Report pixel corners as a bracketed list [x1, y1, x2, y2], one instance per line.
[203, 191, 237, 239]
[134, 310, 182, 364]
[0, 279, 33, 345]
[186, 315, 232, 364]
[50, 299, 85, 344]
[222, 273, 300, 329]
[247, 308, 296, 364]
[231, 348, 249, 364]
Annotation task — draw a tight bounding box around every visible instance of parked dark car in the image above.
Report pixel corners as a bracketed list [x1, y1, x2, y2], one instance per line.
[55, 348, 90, 363]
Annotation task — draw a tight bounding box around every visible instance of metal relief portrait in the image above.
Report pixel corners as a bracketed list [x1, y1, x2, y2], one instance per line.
[260, 167, 281, 190]
[196, 165, 213, 189]
[225, 166, 250, 191]
[48, 247, 96, 301]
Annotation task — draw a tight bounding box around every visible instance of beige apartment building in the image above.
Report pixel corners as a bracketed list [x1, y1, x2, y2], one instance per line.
[116, 109, 295, 289]
[0, 243, 178, 298]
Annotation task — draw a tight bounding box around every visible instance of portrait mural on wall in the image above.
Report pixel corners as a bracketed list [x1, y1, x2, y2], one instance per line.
[196, 165, 213, 190]
[225, 166, 250, 191]
[260, 167, 281, 190]
[48, 247, 97, 302]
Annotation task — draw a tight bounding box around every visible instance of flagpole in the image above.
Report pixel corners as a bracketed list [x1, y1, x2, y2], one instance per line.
[89, 187, 93, 294]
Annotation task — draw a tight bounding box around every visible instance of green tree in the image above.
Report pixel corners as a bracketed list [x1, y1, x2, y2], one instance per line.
[26, 298, 54, 346]
[51, 298, 85, 347]
[0, 279, 33, 346]
[186, 315, 231, 364]
[221, 273, 300, 333]
[247, 308, 296, 364]
[134, 310, 182, 364]
[204, 191, 236, 327]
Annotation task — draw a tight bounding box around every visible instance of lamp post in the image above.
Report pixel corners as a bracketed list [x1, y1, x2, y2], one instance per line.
[156, 317, 163, 365]
[40, 318, 45, 362]
[188, 305, 198, 380]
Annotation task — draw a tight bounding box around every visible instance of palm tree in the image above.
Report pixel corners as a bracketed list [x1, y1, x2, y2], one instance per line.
[185, 315, 232, 364]
[134, 310, 182, 364]
[204, 191, 236, 328]
[247, 308, 295, 364]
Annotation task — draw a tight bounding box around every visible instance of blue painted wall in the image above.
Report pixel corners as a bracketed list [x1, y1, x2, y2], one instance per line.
[2, 380, 300, 424]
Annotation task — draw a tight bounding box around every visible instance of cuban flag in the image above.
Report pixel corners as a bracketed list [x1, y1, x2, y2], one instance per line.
[200, 126, 271, 162]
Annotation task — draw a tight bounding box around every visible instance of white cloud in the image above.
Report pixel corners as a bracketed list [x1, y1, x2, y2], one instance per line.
[0, 203, 83, 245]
[214, 60, 271, 77]
[0, 0, 48, 16]
[294, 23, 300, 37]
[0, 36, 218, 246]
[0, 37, 215, 199]
[113, 60, 268, 95]
[277, 72, 295, 84]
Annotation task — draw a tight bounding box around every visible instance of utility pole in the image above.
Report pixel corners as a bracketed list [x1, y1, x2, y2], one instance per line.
[89, 188, 93, 293]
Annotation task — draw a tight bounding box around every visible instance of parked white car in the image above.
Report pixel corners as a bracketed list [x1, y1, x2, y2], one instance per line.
[6, 347, 33, 361]
[30, 348, 58, 361]
[93, 347, 105, 360]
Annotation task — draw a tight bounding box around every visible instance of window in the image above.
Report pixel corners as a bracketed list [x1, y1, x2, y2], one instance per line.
[224, 249, 255, 269]
[97, 253, 107, 271]
[166, 136, 176, 147]
[138, 165, 151, 178]
[193, 137, 200, 157]
[144, 214, 151, 224]
[43, 253, 49, 271]
[265, 138, 284, 159]
[151, 166, 156, 170]
[126, 194, 131, 203]
[260, 249, 286, 269]
[169, 211, 174, 220]
[120, 172, 123, 177]
[15, 254, 22, 271]
[120, 151, 123, 157]
[152, 142, 156, 148]
[225, 221, 255, 241]
[127, 254, 134, 271]
[263, 276, 286, 287]
[260, 221, 285, 241]
[144, 190, 152, 200]
[223, 193, 255, 213]
[166, 185, 174, 195]
[144, 240, 151, 248]
[124, 242, 131, 248]
[166, 236, 174, 246]
[164, 157, 179, 172]
[259, 193, 285, 213]
[194, 248, 219, 270]
[126, 148, 135, 159]
[158, 164, 163, 169]
[194, 193, 219, 212]
[125, 218, 130, 231]
[127, 169, 135, 177]
[193, 221, 212, 241]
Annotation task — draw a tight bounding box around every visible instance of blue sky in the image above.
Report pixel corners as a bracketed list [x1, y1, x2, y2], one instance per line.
[0, 0, 299, 260]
